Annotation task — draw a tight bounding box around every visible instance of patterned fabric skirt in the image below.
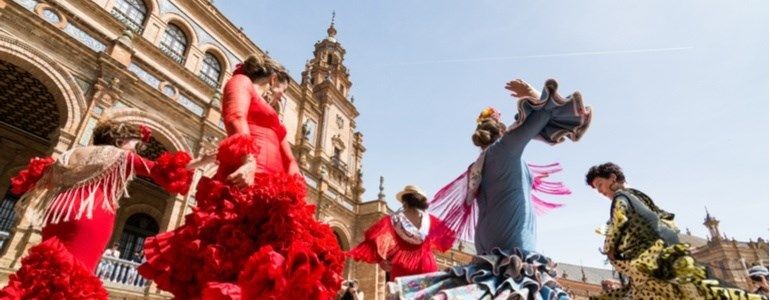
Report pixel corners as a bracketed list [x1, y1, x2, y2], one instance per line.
[387, 248, 570, 300]
[593, 240, 767, 300]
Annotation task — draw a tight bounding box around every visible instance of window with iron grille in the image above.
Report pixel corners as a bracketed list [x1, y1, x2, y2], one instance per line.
[159, 24, 187, 64]
[0, 192, 18, 233]
[111, 0, 147, 33]
[199, 52, 221, 88]
[118, 213, 158, 261]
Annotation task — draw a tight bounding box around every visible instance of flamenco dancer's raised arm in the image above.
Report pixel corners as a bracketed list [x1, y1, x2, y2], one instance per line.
[0, 120, 199, 300]
[394, 78, 591, 300]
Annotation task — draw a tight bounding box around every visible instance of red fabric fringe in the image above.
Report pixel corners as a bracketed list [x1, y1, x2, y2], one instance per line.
[150, 152, 193, 195]
[10, 156, 55, 196]
[0, 237, 108, 300]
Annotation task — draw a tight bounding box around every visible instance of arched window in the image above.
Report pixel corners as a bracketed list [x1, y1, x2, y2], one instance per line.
[199, 52, 222, 87]
[111, 0, 147, 33]
[159, 24, 188, 64]
[117, 213, 159, 261]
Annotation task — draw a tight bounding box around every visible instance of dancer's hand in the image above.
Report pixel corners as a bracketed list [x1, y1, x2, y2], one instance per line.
[378, 260, 392, 272]
[186, 149, 218, 170]
[505, 79, 540, 99]
[287, 161, 301, 177]
[227, 155, 256, 188]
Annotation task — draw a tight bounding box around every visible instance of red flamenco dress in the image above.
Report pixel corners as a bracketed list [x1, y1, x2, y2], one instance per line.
[0, 147, 193, 300]
[138, 70, 344, 299]
[348, 208, 455, 279]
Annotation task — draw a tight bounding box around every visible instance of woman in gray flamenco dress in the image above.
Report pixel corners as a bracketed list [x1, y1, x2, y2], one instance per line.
[388, 78, 592, 300]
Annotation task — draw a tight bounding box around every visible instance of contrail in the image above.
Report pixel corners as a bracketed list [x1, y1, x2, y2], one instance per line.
[381, 46, 694, 67]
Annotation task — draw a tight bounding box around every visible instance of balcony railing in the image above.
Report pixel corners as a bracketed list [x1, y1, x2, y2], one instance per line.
[97, 255, 149, 290]
[198, 73, 219, 88]
[158, 44, 186, 64]
[331, 156, 348, 171]
[110, 9, 143, 34]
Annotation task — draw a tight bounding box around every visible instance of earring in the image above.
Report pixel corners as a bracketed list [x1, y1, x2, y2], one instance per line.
[262, 83, 274, 103]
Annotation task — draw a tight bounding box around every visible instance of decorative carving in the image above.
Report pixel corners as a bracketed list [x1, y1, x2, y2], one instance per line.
[177, 94, 204, 116]
[335, 114, 344, 129]
[128, 63, 161, 88]
[63, 24, 107, 53]
[377, 176, 385, 200]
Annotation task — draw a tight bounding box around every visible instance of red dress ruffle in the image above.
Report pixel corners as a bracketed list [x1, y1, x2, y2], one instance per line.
[10, 156, 54, 196]
[139, 135, 343, 299]
[348, 215, 455, 278]
[150, 151, 194, 195]
[0, 237, 109, 300]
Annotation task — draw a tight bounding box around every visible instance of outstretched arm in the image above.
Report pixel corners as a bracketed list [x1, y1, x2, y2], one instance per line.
[492, 79, 554, 159]
[10, 156, 55, 195]
[131, 152, 195, 195]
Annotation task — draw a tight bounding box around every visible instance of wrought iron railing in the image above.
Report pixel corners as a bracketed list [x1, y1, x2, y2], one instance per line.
[158, 44, 185, 64]
[110, 8, 143, 34]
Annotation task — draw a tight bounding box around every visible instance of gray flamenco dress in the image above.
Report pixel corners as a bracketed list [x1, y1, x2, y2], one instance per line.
[388, 79, 592, 300]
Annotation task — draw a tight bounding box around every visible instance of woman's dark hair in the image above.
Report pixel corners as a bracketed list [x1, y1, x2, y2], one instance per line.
[472, 118, 506, 148]
[402, 193, 429, 210]
[92, 121, 141, 147]
[585, 162, 626, 187]
[242, 55, 290, 84]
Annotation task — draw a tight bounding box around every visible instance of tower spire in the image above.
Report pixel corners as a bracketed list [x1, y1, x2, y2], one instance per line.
[377, 176, 385, 201]
[327, 11, 337, 38]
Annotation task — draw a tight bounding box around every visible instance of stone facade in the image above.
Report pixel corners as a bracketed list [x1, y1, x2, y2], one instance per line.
[0, 0, 368, 298]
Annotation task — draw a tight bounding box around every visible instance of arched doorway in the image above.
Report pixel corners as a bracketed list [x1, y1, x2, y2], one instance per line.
[0, 59, 64, 251]
[332, 227, 352, 279]
[117, 213, 158, 261]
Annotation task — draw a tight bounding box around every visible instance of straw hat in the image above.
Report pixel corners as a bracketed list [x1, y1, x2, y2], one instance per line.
[395, 185, 427, 202]
[749, 265, 769, 278]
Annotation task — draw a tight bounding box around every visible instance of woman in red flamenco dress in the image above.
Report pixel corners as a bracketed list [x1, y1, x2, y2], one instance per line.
[138, 55, 345, 299]
[0, 120, 200, 300]
[348, 185, 455, 279]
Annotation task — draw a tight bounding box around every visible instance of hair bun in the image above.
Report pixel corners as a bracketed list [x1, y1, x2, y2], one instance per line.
[242, 55, 266, 76]
[472, 130, 492, 147]
[472, 118, 504, 147]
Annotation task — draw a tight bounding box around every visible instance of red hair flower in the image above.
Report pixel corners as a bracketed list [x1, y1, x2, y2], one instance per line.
[140, 125, 152, 143]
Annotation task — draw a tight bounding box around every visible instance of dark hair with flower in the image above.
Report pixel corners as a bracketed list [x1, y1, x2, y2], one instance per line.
[92, 121, 143, 147]
[140, 125, 152, 143]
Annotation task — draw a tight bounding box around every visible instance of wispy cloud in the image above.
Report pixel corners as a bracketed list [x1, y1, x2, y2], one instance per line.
[381, 46, 694, 67]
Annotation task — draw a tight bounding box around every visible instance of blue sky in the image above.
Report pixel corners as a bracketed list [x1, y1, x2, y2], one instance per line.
[215, 0, 769, 269]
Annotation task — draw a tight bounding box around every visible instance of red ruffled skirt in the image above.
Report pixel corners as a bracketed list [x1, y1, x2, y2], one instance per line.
[138, 173, 344, 299]
[0, 237, 108, 300]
